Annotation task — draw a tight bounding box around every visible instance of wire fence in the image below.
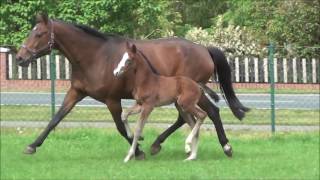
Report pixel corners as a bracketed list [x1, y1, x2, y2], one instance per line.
[0, 45, 319, 131]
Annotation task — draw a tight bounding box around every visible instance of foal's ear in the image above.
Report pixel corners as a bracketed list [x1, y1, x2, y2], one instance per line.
[126, 41, 137, 54]
[36, 12, 49, 25]
[131, 44, 137, 54]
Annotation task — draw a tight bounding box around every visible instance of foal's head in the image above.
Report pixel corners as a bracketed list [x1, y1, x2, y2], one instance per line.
[16, 13, 55, 67]
[113, 42, 138, 77]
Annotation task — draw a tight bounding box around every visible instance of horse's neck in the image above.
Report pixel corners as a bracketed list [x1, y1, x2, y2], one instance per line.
[54, 22, 105, 66]
[134, 55, 158, 88]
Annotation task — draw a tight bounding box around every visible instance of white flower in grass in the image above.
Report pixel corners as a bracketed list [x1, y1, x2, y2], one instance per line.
[17, 127, 23, 134]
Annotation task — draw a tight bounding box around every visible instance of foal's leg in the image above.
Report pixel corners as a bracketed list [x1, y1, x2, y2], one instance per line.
[124, 105, 153, 163]
[121, 103, 142, 138]
[176, 104, 196, 155]
[184, 106, 206, 161]
[24, 88, 85, 154]
[106, 99, 145, 159]
[151, 95, 232, 157]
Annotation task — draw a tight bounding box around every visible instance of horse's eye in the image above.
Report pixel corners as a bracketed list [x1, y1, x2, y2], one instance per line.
[35, 31, 46, 38]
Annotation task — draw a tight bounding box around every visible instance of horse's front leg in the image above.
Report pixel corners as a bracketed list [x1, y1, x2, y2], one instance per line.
[24, 88, 85, 154]
[106, 99, 145, 160]
[124, 104, 152, 163]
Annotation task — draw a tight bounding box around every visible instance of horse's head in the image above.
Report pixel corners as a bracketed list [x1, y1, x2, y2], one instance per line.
[16, 13, 55, 67]
[113, 42, 137, 77]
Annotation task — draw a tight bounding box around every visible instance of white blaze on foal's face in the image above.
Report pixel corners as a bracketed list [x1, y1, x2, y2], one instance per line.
[113, 52, 130, 76]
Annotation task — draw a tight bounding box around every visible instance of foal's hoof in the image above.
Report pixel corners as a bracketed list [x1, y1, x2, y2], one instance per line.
[150, 144, 161, 156]
[138, 136, 144, 141]
[223, 144, 233, 157]
[23, 146, 36, 154]
[135, 151, 146, 160]
[184, 156, 196, 161]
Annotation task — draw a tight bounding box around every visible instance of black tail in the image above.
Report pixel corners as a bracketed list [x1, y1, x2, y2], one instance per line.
[207, 47, 250, 120]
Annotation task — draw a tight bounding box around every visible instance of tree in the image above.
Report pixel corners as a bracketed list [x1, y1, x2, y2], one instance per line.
[220, 0, 320, 57]
[0, 0, 177, 47]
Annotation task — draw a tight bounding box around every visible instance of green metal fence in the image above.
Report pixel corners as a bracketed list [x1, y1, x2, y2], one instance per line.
[0, 46, 319, 131]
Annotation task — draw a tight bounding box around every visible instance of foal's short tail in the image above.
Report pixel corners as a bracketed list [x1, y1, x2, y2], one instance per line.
[207, 47, 250, 120]
[199, 83, 219, 102]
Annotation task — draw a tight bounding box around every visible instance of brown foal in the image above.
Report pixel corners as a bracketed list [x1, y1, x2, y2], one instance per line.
[114, 42, 208, 162]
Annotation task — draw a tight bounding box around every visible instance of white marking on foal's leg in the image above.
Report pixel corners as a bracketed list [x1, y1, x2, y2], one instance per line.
[121, 112, 133, 138]
[124, 148, 135, 163]
[184, 135, 192, 154]
[184, 119, 202, 161]
[121, 104, 142, 139]
[185, 134, 199, 161]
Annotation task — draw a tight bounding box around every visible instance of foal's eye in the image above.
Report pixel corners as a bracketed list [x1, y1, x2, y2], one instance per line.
[35, 33, 42, 38]
[126, 60, 132, 65]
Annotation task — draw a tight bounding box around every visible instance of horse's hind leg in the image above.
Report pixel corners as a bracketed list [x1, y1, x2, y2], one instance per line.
[121, 103, 142, 138]
[150, 113, 185, 155]
[198, 94, 232, 157]
[24, 88, 85, 154]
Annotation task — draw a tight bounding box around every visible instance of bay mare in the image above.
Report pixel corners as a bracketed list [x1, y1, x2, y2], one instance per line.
[16, 14, 249, 159]
[114, 42, 208, 162]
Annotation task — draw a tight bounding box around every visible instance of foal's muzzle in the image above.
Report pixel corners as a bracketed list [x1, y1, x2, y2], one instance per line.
[16, 55, 34, 67]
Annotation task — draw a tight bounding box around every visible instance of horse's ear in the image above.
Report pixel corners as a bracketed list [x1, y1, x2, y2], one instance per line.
[36, 12, 48, 25]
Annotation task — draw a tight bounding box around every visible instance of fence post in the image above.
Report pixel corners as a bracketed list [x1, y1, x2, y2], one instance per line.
[50, 52, 56, 119]
[268, 44, 276, 133]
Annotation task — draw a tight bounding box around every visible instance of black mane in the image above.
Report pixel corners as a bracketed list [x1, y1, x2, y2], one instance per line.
[71, 23, 122, 41]
[137, 49, 159, 75]
[74, 24, 108, 40]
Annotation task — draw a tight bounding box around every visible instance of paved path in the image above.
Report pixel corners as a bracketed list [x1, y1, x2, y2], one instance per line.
[1, 121, 319, 132]
[1, 92, 320, 109]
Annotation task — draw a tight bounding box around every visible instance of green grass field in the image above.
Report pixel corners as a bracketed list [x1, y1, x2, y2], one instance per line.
[1, 128, 319, 180]
[1, 105, 319, 125]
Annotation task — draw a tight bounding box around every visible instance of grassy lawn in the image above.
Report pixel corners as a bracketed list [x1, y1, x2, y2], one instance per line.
[1, 105, 319, 125]
[1, 128, 319, 180]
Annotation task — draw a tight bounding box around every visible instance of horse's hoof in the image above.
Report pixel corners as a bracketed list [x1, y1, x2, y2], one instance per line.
[150, 144, 161, 156]
[135, 151, 146, 160]
[23, 146, 36, 154]
[223, 144, 233, 158]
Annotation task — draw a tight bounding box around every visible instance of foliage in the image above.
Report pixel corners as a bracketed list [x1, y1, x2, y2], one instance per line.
[171, 0, 229, 36]
[220, 0, 320, 58]
[0, 0, 176, 47]
[1, 0, 319, 58]
[186, 16, 264, 57]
